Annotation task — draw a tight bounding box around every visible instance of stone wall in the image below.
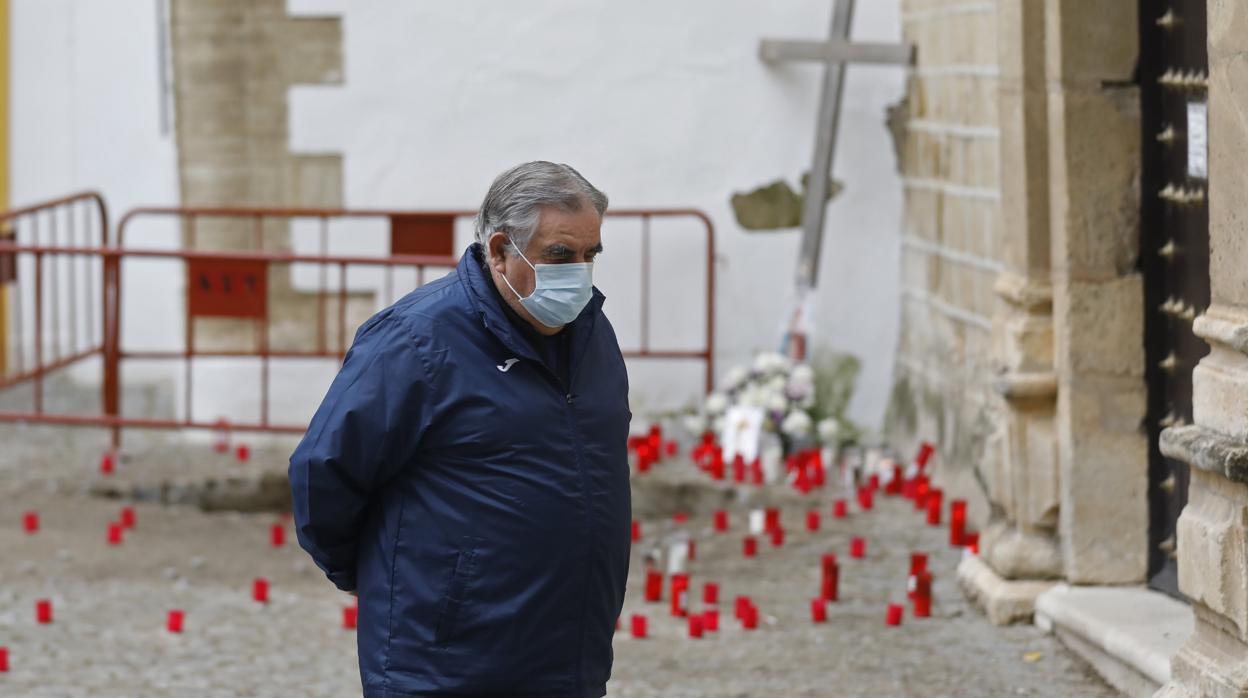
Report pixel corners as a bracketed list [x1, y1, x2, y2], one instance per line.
[893, 0, 1148, 596]
[169, 0, 356, 353]
[887, 0, 1004, 528]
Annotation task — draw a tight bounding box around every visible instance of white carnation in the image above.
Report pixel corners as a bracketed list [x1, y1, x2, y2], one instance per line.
[765, 392, 788, 413]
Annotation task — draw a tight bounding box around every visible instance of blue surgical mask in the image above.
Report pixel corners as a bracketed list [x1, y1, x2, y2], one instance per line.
[500, 242, 594, 328]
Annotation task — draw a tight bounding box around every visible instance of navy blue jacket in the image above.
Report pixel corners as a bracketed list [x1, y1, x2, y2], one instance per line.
[289, 245, 632, 697]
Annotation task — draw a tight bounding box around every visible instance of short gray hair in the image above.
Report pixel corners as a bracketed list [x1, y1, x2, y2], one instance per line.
[474, 161, 608, 256]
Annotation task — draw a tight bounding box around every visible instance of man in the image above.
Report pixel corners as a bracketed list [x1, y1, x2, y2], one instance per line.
[289, 162, 632, 697]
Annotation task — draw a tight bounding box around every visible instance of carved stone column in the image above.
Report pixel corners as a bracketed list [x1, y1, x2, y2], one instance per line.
[1155, 3, 1248, 694]
[1045, 0, 1149, 585]
[959, 0, 1063, 623]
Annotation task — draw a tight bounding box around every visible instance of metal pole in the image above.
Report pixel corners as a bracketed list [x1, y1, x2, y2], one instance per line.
[795, 0, 854, 291]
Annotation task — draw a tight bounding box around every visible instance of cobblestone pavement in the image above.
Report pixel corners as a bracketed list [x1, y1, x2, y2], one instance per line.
[0, 424, 1118, 697]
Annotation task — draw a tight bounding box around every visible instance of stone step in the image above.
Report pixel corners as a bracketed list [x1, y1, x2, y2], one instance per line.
[1035, 584, 1193, 698]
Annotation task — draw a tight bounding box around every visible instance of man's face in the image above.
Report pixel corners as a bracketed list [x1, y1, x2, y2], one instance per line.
[489, 203, 603, 335]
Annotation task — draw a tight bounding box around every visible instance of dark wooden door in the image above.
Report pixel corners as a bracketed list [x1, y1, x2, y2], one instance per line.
[1139, 0, 1209, 598]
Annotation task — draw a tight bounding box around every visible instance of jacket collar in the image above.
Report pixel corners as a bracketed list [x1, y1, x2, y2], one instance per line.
[458, 243, 605, 366]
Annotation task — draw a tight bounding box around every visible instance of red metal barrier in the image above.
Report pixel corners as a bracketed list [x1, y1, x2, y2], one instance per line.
[0, 192, 110, 414]
[0, 199, 718, 444]
[77, 204, 713, 445]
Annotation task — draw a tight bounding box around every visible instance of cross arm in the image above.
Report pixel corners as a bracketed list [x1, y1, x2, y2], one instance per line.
[759, 39, 915, 66]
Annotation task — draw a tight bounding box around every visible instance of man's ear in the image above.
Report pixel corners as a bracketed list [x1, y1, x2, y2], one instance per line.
[486, 232, 509, 274]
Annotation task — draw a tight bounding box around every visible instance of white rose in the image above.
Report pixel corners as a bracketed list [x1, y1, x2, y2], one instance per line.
[817, 418, 841, 443]
[740, 385, 765, 408]
[780, 410, 813, 437]
[683, 414, 707, 435]
[765, 392, 788, 413]
[705, 392, 729, 416]
[766, 376, 787, 395]
[753, 352, 788, 375]
[721, 366, 749, 392]
[790, 364, 814, 385]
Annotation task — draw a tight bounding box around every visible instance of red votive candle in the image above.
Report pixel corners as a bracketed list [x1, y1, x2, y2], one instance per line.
[688, 614, 704, 638]
[703, 608, 719, 632]
[770, 527, 785, 547]
[742, 603, 758, 630]
[120, 506, 136, 529]
[270, 523, 285, 547]
[964, 531, 980, 552]
[734, 595, 749, 620]
[731, 454, 746, 483]
[631, 520, 641, 542]
[100, 452, 115, 475]
[916, 441, 935, 469]
[806, 510, 820, 532]
[687, 540, 697, 561]
[673, 512, 688, 525]
[833, 499, 848, 518]
[915, 480, 930, 510]
[0, 646, 8, 672]
[644, 569, 663, 602]
[950, 500, 967, 547]
[750, 458, 763, 485]
[23, 511, 38, 533]
[343, 605, 358, 629]
[811, 598, 827, 623]
[703, 582, 719, 606]
[670, 574, 689, 617]
[886, 603, 903, 626]
[713, 510, 729, 532]
[167, 610, 185, 633]
[910, 552, 928, 577]
[888, 464, 904, 495]
[743, 536, 757, 558]
[252, 577, 269, 603]
[926, 489, 943, 525]
[665, 441, 678, 457]
[107, 522, 123, 546]
[630, 614, 647, 639]
[850, 537, 866, 559]
[821, 564, 839, 602]
[709, 449, 724, 479]
[764, 508, 780, 534]
[913, 572, 933, 617]
[868, 473, 880, 492]
[236, 444, 250, 463]
[858, 487, 874, 510]
[35, 599, 52, 624]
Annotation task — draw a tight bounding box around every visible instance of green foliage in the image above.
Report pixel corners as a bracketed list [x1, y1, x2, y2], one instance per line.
[808, 349, 862, 446]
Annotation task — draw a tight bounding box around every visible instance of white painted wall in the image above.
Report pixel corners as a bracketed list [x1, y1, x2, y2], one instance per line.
[8, 1, 903, 436]
[288, 0, 903, 429]
[10, 0, 183, 407]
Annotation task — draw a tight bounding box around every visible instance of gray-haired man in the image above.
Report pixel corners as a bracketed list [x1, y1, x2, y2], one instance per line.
[290, 161, 632, 697]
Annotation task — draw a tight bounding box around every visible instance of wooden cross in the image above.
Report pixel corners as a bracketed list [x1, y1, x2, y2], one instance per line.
[759, 0, 914, 358]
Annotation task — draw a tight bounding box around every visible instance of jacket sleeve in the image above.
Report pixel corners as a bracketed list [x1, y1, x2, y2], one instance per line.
[288, 315, 432, 592]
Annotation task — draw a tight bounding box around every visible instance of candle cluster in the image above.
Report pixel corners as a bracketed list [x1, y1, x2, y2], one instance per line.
[619, 438, 981, 646]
